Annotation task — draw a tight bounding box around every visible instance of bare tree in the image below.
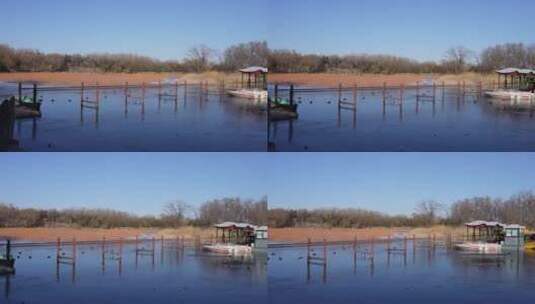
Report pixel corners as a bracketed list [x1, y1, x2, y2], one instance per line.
[443, 46, 474, 73]
[162, 200, 192, 227]
[184, 45, 215, 72]
[413, 200, 445, 226]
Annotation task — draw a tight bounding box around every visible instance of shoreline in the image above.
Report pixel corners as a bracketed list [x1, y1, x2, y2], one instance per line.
[0, 227, 213, 243]
[0, 71, 240, 87]
[269, 226, 465, 243]
[269, 72, 495, 87]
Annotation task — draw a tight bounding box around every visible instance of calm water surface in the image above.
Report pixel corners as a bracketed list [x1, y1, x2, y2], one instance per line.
[269, 86, 535, 151]
[268, 241, 535, 304]
[1, 83, 266, 152]
[3, 243, 267, 304]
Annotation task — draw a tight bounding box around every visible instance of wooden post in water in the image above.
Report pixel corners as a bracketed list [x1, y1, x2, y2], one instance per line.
[101, 237, 106, 271]
[32, 84, 37, 106]
[442, 81, 446, 102]
[96, 82, 100, 109]
[289, 84, 294, 106]
[142, 82, 146, 104]
[382, 82, 387, 104]
[81, 82, 85, 106]
[337, 83, 342, 106]
[72, 238, 77, 266]
[184, 81, 188, 102]
[353, 83, 358, 107]
[432, 82, 437, 103]
[56, 237, 61, 265]
[18, 83, 22, 101]
[175, 80, 179, 102]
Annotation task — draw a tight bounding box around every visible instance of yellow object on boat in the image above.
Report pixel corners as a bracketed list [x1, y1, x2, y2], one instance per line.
[525, 242, 535, 251]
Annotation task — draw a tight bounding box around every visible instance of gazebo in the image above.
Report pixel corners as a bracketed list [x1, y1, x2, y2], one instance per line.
[239, 66, 268, 90]
[465, 221, 504, 242]
[496, 68, 535, 91]
[214, 222, 257, 246]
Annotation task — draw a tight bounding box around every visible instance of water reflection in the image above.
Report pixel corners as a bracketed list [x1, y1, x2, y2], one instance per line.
[269, 87, 535, 152]
[2, 84, 266, 152]
[269, 240, 535, 304]
[5, 242, 267, 304]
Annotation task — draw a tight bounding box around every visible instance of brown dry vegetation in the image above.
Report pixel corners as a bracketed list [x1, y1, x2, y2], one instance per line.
[269, 72, 496, 87]
[0, 72, 241, 86]
[270, 226, 466, 243]
[0, 227, 214, 242]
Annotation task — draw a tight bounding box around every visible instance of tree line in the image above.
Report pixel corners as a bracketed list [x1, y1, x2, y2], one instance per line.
[268, 43, 535, 74]
[0, 41, 269, 73]
[1, 42, 533, 75]
[268, 191, 535, 229]
[0, 197, 267, 229]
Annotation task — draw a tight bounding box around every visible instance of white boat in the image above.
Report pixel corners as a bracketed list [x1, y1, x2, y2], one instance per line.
[454, 242, 502, 254]
[203, 244, 253, 256]
[485, 90, 535, 101]
[227, 89, 268, 101]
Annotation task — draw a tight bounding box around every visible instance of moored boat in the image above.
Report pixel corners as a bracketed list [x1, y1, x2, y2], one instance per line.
[269, 97, 299, 121]
[454, 242, 502, 254]
[0, 241, 15, 274]
[227, 89, 268, 101]
[203, 244, 253, 256]
[485, 90, 535, 101]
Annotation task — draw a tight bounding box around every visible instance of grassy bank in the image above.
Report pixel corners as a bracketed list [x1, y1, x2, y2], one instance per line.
[0, 71, 241, 87]
[270, 226, 467, 243]
[269, 72, 496, 87]
[0, 227, 214, 242]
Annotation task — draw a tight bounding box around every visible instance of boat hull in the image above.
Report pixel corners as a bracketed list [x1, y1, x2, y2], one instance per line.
[454, 242, 502, 254]
[203, 244, 253, 256]
[485, 90, 535, 101]
[228, 89, 268, 101]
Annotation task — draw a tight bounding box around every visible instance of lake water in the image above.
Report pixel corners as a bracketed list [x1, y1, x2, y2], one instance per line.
[3, 242, 267, 304]
[268, 241, 535, 304]
[1, 84, 266, 152]
[268, 86, 535, 152]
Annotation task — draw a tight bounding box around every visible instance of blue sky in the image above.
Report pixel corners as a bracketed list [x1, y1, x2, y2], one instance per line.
[1, 153, 534, 216]
[268, 0, 535, 61]
[0, 0, 268, 60]
[2, 0, 533, 62]
[0, 153, 270, 216]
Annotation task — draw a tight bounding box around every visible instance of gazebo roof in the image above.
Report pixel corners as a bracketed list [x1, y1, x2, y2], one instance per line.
[214, 222, 257, 230]
[496, 68, 535, 75]
[239, 66, 268, 74]
[465, 220, 504, 227]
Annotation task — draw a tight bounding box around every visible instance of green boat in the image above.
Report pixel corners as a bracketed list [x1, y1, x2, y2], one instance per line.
[269, 97, 299, 121]
[0, 240, 15, 274]
[17, 95, 42, 112]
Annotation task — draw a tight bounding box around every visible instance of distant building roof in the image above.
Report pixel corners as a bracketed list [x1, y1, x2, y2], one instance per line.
[239, 66, 268, 73]
[504, 224, 526, 230]
[496, 68, 535, 75]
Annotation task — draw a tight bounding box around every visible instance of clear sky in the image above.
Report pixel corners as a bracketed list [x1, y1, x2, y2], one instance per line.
[0, 153, 270, 216]
[0, 0, 268, 60]
[268, 0, 535, 61]
[1, 153, 535, 216]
